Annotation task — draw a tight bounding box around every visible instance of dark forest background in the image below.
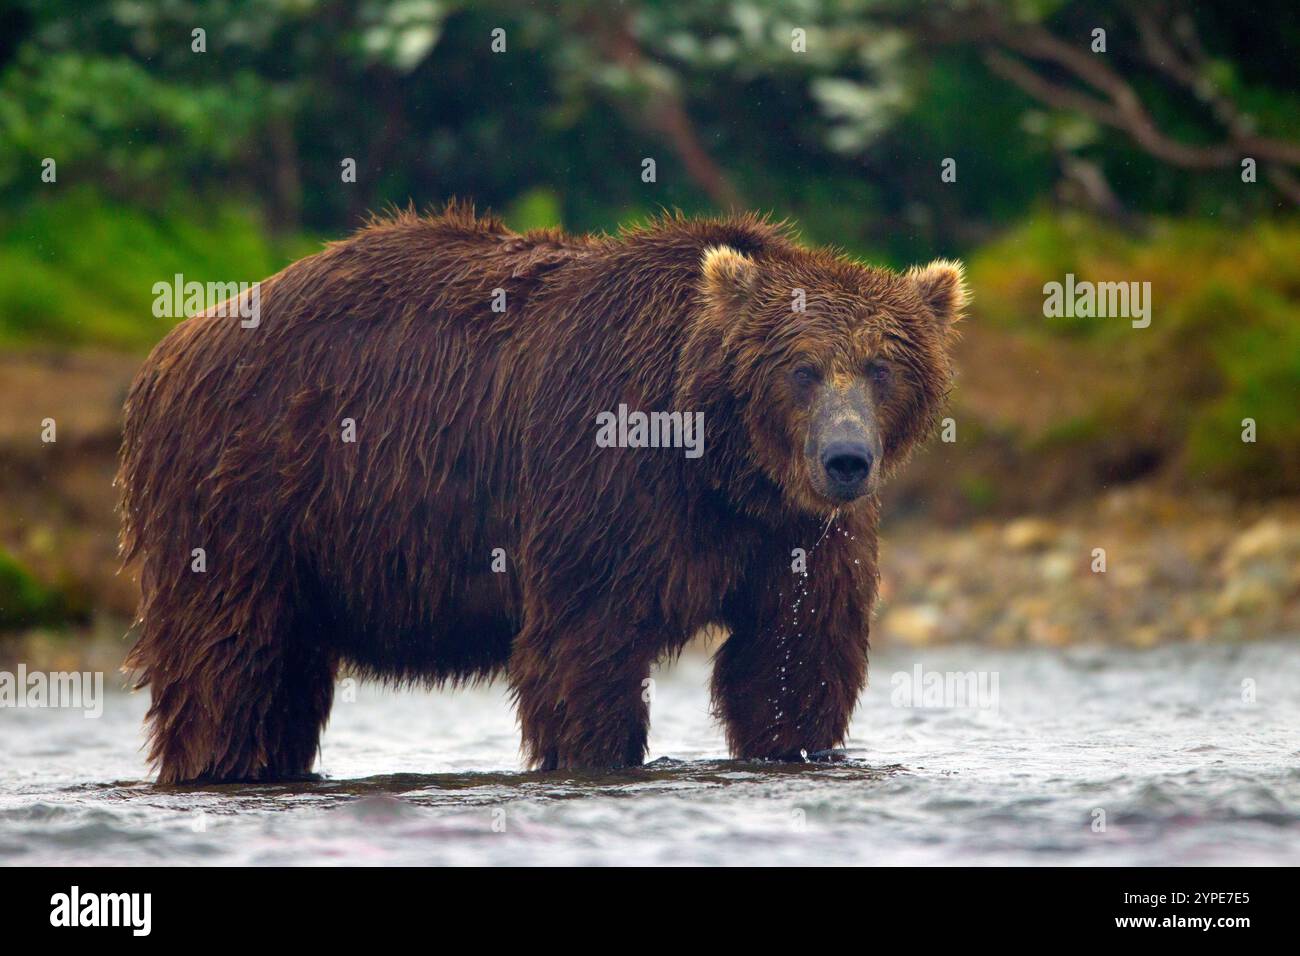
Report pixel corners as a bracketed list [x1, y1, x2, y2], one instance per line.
[1, 0, 1297, 645]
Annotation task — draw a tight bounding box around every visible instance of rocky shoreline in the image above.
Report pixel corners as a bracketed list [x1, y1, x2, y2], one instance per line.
[876, 486, 1300, 647]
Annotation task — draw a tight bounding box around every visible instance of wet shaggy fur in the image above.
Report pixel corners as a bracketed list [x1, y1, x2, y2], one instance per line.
[119, 203, 966, 783]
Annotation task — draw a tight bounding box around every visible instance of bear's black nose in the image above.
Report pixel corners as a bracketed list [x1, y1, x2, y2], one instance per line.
[821, 442, 873, 492]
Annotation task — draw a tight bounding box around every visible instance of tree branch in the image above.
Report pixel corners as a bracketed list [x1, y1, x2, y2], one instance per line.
[1267, 166, 1300, 206]
[988, 21, 1300, 168]
[590, 14, 744, 210]
[899, 1, 1300, 204]
[1132, 4, 1253, 138]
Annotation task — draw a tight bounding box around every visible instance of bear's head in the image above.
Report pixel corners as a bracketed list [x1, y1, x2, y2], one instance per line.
[681, 243, 967, 518]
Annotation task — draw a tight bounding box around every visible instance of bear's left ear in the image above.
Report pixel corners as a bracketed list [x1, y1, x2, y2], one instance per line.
[701, 245, 758, 312]
[907, 258, 969, 327]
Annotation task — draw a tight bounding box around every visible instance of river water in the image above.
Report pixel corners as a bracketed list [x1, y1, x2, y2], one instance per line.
[2, 641, 1297, 865]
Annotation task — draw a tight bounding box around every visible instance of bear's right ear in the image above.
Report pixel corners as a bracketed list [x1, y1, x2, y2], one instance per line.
[907, 258, 968, 328]
[700, 245, 758, 312]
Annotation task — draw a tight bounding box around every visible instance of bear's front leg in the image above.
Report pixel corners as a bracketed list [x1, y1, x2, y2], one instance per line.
[712, 551, 874, 761]
[509, 615, 654, 771]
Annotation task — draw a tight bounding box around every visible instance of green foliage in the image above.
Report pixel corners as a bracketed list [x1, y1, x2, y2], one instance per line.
[959, 475, 998, 510]
[0, 548, 63, 629]
[0, 0, 1295, 502]
[503, 187, 564, 231]
[0, 190, 314, 349]
[5, 0, 1293, 252]
[969, 216, 1300, 494]
[0, 48, 266, 202]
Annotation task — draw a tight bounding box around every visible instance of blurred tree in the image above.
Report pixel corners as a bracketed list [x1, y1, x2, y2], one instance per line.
[890, 0, 1300, 207]
[0, 0, 1296, 253]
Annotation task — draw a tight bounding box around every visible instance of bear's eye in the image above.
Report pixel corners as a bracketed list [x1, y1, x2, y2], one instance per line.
[790, 366, 820, 389]
[865, 360, 891, 389]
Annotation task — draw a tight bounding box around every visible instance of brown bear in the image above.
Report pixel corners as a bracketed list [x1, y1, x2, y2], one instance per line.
[118, 202, 965, 783]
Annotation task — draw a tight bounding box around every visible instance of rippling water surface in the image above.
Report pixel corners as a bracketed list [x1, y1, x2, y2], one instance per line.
[2, 642, 1298, 865]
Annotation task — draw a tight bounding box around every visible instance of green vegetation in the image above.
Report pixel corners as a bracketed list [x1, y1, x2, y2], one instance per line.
[0, 547, 66, 629]
[0, 190, 314, 349]
[4, 1, 1298, 252]
[0, 1, 1295, 590]
[969, 216, 1300, 495]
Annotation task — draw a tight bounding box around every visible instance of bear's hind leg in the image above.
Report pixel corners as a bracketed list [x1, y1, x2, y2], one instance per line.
[129, 580, 336, 785]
